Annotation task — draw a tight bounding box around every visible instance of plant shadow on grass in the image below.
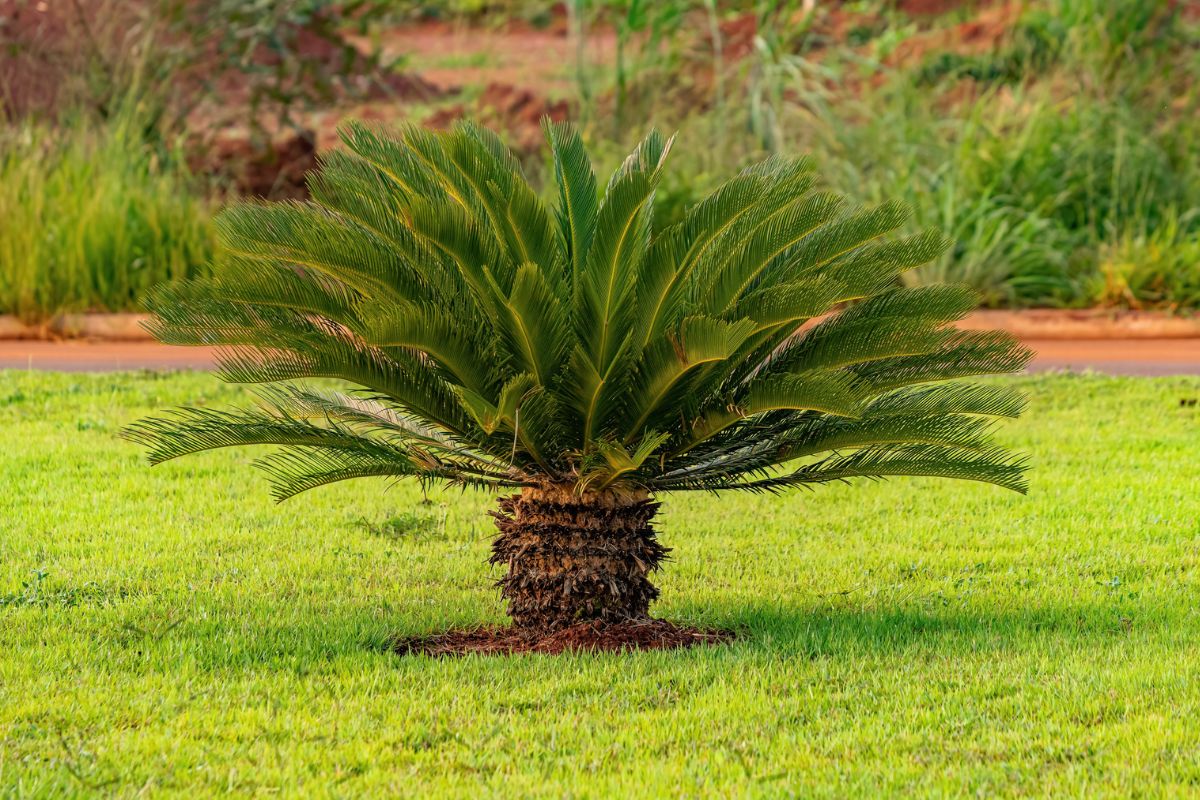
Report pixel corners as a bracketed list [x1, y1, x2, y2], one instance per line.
[680, 601, 1149, 660]
[129, 598, 1151, 670]
[353, 509, 446, 541]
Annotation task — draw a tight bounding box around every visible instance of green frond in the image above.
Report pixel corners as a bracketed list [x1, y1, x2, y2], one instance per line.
[121, 405, 409, 465]
[457, 120, 524, 175]
[642, 163, 821, 339]
[402, 124, 488, 213]
[255, 385, 519, 479]
[403, 197, 511, 310]
[215, 202, 414, 302]
[257, 448, 423, 502]
[850, 331, 1034, 392]
[587, 430, 672, 490]
[685, 369, 869, 446]
[451, 373, 538, 436]
[777, 414, 999, 462]
[721, 443, 1030, 495]
[678, 157, 817, 268]
[621, 316, 758, 440]
[769, 200, 913, 285]
[213, 339, 478, 442]
[503, 183, 563, 284]
[820, 228, 954, 297]
[607, 128, 672, 189]
[307, 151, 416, 246]
[254, 446, 515, 502]
[337, 120, 446, 202]
[202, 264, 362, 323]
[143, 288, 336, 349]
[544, 120, 597, 278]
[769, 285, 981, 375]
[726, 274, 847, 331]
[253, 385, 454, 447]
[578, 166, 656, 369]
[570, 333, 637, 445]
[864, 383, 1027, 418]
[698, 190, 848, 313]
[441, 125, 542, 269]
[504, 388, 571, 473]
[361, 299, 497, 394]
[499, 263, 571, 387]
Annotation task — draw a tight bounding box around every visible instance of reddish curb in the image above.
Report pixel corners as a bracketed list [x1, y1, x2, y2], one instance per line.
[959, 310, 1200, 340]
[0, 313, 151, 341]
[2, 310, 1199, 342]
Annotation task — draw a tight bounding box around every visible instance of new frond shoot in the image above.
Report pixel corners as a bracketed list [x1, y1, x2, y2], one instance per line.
[126, 120, 1032, 637]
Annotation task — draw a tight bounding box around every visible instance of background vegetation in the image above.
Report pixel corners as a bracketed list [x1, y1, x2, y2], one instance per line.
[1, 0, 1198, 318]
[561, 0, 1200, 309]
[2, 370, 1198, 794]
[0, 104, 212, 321]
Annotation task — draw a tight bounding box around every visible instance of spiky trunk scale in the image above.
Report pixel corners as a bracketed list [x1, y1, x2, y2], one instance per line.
[490, 485, 669, 633]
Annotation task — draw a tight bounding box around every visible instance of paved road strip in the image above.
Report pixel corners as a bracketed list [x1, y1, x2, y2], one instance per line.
[2, 340, 1199, 376]
[5, 310, 1200, 342]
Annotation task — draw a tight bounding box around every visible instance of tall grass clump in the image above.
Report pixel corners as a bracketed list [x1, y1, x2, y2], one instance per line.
[1094, 213, 1200, 310]
[0, 106, 212, 322]
[789, 75, 1200, 308]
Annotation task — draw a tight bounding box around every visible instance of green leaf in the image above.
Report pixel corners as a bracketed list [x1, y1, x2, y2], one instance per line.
[544, 120, 598, 280]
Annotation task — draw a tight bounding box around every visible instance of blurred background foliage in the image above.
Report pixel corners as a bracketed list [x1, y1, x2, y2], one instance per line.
[0, 0, 1197, 318]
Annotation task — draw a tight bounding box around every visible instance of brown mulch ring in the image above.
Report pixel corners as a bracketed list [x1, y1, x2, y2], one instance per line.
[391, 618, 735, 657]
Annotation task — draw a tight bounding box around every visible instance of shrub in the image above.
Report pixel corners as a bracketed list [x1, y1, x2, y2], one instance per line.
[127, 121, 1031, 636]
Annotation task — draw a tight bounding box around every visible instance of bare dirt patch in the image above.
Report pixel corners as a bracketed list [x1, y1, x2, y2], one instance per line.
[391, 618, 734, 657]
[369, 19, 615, 96]
[427, 82, 569, 152]
[885, 1, 1021, 68]
[897, 0, 986, 15]
[193, 129, 318, 200]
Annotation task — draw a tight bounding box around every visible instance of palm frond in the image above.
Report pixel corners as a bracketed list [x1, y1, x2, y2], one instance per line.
[544, 120, 597, 279]
[715, 443, 1030, 494]
[123, 405, 397, 465]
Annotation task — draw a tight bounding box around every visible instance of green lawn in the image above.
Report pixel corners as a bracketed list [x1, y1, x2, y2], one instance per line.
[1, 370, 1198, 797]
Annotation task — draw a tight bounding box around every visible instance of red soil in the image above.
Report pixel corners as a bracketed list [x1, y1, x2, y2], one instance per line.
[195, 130, 319, 200]
[884, 1, 1021, 68]
[367, 18, 614, 96]
[391, 618, 734, 657]
[426, 82, 569, 152]
[897, 0, 983, 15]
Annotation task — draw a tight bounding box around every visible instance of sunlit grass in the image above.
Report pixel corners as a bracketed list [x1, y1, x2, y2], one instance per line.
[1, 370, 1198, 796]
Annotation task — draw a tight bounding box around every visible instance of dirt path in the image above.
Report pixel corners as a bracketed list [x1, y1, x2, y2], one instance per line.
[2, 340, 1199, 376]
[368, 20, 616, 96]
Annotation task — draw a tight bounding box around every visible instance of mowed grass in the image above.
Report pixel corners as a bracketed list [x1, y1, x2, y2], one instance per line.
[1, 370, 1198, 798]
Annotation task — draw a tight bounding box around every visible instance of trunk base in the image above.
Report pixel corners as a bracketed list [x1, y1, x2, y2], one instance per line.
[489, 485, 669, 633]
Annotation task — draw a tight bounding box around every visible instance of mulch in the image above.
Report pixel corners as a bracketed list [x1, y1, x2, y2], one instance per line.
[391, 618, 735, 657]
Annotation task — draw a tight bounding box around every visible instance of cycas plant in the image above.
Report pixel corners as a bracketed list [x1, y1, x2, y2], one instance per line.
[125, 120, 1031, 637]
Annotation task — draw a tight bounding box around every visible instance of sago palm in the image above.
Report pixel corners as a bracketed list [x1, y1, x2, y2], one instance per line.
[126, 120, 1031, 636]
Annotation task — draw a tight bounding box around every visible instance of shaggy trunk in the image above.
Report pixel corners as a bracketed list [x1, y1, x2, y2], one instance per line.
[490, 485, 669, 633]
